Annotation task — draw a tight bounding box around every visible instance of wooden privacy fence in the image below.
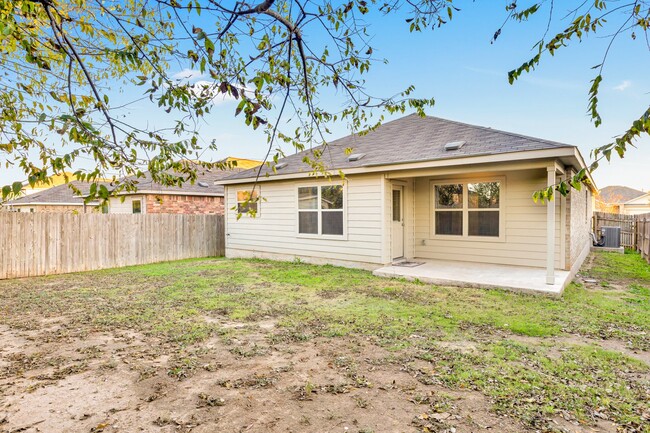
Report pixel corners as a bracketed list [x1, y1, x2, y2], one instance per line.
[592, 211, 637, 248]
[637, 213, 650, 263]
[0, 213, 224, 279]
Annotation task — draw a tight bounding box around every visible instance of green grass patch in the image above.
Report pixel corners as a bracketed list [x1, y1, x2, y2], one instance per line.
[0, 252, 649, 431]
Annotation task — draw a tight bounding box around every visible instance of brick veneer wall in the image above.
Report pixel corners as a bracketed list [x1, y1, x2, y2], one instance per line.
[145, 194, 224, 215]
[565, 174, 592, 270]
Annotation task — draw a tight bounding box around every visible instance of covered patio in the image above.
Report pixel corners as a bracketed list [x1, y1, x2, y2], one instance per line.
[373, 259, 571, 296]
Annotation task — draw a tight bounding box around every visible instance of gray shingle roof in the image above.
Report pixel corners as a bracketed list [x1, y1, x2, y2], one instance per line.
[597, 185, 646, 204]
[223, 114, 575, 181]
[119, 167, 241, 197]
[6, 167, 243, 206]
[6, 181, 109, 205]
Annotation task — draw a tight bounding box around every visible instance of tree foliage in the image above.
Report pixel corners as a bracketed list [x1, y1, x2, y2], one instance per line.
[0, 0, 441, 200]
[498, 0, 649, 201]
[0, 0, 648, 201]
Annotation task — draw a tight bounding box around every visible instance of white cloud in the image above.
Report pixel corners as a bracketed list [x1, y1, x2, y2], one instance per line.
[613, 80, 631, 91]
[191, 80, 235, 105]
[171, 68, 206, 81]
[190, 81, 254, 105]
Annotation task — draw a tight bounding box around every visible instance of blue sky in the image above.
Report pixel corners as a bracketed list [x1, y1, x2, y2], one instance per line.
[1, 1, 648, 190]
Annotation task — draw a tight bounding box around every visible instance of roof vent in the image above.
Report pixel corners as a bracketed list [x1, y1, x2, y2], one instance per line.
[198, 181, 209, 188]
[444, 141, 466, 151]
[347, 153, 366, 162]
[275, 162, 288, 170]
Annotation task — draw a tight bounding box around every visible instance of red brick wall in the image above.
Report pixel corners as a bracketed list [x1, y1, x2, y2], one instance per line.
[144, 194, 224, 215]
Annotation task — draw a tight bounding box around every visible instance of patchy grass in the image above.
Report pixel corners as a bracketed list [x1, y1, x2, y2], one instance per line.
[586, 249, 650, 281]
[0, 253, 649, 432]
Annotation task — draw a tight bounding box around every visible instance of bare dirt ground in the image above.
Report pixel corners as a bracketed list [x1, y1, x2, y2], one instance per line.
[0, 317, 535, 433]
[0, 253, 648, 433]
[1, 316, 635, 433]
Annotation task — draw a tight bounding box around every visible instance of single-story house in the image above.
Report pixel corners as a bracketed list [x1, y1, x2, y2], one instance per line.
[107, 157, 259, 215]
[619, 193, 650, 215]
[219, 114, 597, 294]
[596, 185, 649, 215]
[13, 172, 108, 197]
[2, 181, 109, 213]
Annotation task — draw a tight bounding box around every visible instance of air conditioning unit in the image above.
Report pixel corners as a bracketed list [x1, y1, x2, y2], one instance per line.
[601, 226, 621, 248]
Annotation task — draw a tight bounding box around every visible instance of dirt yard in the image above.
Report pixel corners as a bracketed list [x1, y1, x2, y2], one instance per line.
[0, 252, 648, 433]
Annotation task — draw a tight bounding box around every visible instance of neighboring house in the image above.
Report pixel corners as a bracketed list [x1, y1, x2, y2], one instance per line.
[107, 158, 259, 215]
[596, 185, 649, 215]
[220, 114, 596, 289]
[619, 193, 650, 215]
[224, 157, 263, 170]
[17, 172, 81, 196]
[2, 181, 109, 213]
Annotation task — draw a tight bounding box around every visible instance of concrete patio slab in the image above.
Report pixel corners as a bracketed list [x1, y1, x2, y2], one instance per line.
[373, 259, 571, 296]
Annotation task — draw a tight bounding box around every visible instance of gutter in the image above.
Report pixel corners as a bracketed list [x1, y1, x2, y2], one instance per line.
[112, 191, 224, 198]
[218, 147, 582, 185]
[6, 202, 93, 206]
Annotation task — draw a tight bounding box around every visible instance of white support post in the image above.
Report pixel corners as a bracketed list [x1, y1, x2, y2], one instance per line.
[546, 165, 556, 285]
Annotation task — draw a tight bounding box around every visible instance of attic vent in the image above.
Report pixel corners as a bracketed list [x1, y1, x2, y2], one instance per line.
[275, 162, 288, 170]
[347, 153, 366, 162]
[197, 181, 209, 188]
[444, 141, 466, 151]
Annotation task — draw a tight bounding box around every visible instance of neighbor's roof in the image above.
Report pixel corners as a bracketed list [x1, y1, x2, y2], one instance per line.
[118, 166, 243, 197]
[6, 181, 109, 206]
[21, 172, 111, 191]
[597, 185, 646, 204]
[225, 157, 262, 169]
[221, 114, 580, 182]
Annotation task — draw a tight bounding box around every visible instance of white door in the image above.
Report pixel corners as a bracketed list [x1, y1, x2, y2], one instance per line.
[391, 185, 404, 260]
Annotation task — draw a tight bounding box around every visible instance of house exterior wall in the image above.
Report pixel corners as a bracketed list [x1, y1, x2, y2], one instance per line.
[620, 195, 650, 215]
[224, 174, 385, 269]
[108, 195, 147, 214]
[411, 169, 563, 269]
[622, 205, 650, 215]
[565, 184, 592, 271]
[144, 194, 224, 214]
[9, 204, 95, 214]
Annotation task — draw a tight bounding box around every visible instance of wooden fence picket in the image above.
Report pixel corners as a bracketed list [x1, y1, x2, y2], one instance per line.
[0, 213, 224, 279]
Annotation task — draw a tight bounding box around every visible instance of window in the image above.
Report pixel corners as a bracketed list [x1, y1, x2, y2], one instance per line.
[392, 189, 401, 222]
[298, 185, 344, 236]
[237, 189, 259, 214]
[468, 182, 500, 237]
[132, 200, 141, 214]
[434, 184, 463, 235]
[433, 181, 502, 238]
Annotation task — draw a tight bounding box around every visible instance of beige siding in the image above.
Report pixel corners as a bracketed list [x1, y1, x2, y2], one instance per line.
[622, 205, 650, 215]
[108, 195, 146, 214]
[225, 174, 384, 267]
[411, 169, 563, 268]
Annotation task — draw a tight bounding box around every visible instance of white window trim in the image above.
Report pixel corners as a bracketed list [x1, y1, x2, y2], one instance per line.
[295, 182, 348, 240]
[429, 176, 506, 243]
[132, 199, 142, 214]
[236, 186, 261, 217]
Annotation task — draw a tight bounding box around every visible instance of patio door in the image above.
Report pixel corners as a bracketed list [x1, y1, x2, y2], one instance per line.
[391, 185, 404, 260]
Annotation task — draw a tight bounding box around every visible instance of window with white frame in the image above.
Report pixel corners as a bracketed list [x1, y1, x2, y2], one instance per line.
[468, 182, 500, 237]
[237, 189, 259, 214]
[434, 184, 463, 236]
[298, 185, 344, 236]
[433, 181, 501, 238]
[132, 200, 141, 214]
